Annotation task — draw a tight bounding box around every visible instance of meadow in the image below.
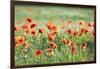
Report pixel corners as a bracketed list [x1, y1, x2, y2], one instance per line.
[14, 5, 95, 66]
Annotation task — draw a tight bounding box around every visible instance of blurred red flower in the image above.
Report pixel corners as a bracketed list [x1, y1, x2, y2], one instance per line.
[22, 24, 28, 30]
[47, 33, 55, 41]
[35, 50, 42, 56]
[27, 18, 32, 23]
[67, 29, 73, 35]
[38, 28, 44, 34]
[49, 42, 57, 49]
[30, 23, 36, 28]
[81, 43, 87, 50]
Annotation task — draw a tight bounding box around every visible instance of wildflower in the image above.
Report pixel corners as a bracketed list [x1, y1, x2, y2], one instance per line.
[63, 39, 67, 45]
[73, 31, 78, 36]
[67, 29, 73, 35]
[81, 43, 87, 50]
[31, 30, 37, 37]
[47, 33, 55, 41]
[88, 22, 94, 27]
[51, 25, 58, 32]
[49, 42, 57, 49]
[63, 39, 71, 46]
[15, 36, 25, 47]
[38, 28, 44, 34]
[71, 46, 76, 54]
[27, 18, 32, 23]
[46, 23, 52, 30]
[35, 50, 42, 56]
[30, 23, 36, 28]
[78, 20, 84, 25]
[22, 24, 29, 30]
[24, 29, 29, 35]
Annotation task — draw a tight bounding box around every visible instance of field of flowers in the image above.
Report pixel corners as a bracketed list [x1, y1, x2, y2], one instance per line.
[14, 5, 95, 66]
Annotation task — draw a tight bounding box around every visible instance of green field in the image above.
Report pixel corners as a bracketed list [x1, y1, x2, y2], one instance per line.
[15, 5, 95, 66]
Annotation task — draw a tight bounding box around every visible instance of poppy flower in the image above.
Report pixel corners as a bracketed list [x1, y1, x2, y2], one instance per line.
[47, 33, 55, 41]
[15, 36, 25, 47]
[31, 30, 37, 37]
[27, 18, 32, 23]
[22, 24, 29, 31]
[51, 31, 58, 35]
[78, 20, 84, 25]
[30, 23, 36, 28]
[51, 25, 58, 32]
[46, 23, 52, 30]
[38, 28, 44, 34]
[88, 22, 94, 27]
[24, 29, 29, 35]
[35, 50, 42, 56]
[49, 42, 57, 49]
[81, 43, 87, 50]
[73, 31, 78, 36]
[67, 29, 73, 35]
[63, 39, 71, 45]
[63, 39, 67, 45]
[84, 29, 88, 34]
[80, 28, 85, 33]
[71, 46, 76, 54]
[46, 48, 54, 56]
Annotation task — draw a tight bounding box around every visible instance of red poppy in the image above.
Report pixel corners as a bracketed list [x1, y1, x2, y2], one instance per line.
[22, 24, 28, 30]
[80, 28, 85, 33]
[67, 29, 73, 35]
[51, 25, 58, 32]
[31, 30, 37, 37]
[27, 18, 32, 23]
[15, 36, 25, 47]
[84, 29, 88, 33]
[38, 28, 44, 34]
[63, 39, 67, 45]
[49, 42, 57, 49]
[30, 23, 36, 28]
[24, 29, 29, 34]
[71, 46, 76, 54]
[88, 23, 91, 27]
[47, 33, 55, 41]
[46, 23, 52, 30]
[79, 20, 84, 25]
[81, 43, 87, 49]
[63, 39, 70, 45]
[73, 31, 78, 36]
[35, 50, 42, 56]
